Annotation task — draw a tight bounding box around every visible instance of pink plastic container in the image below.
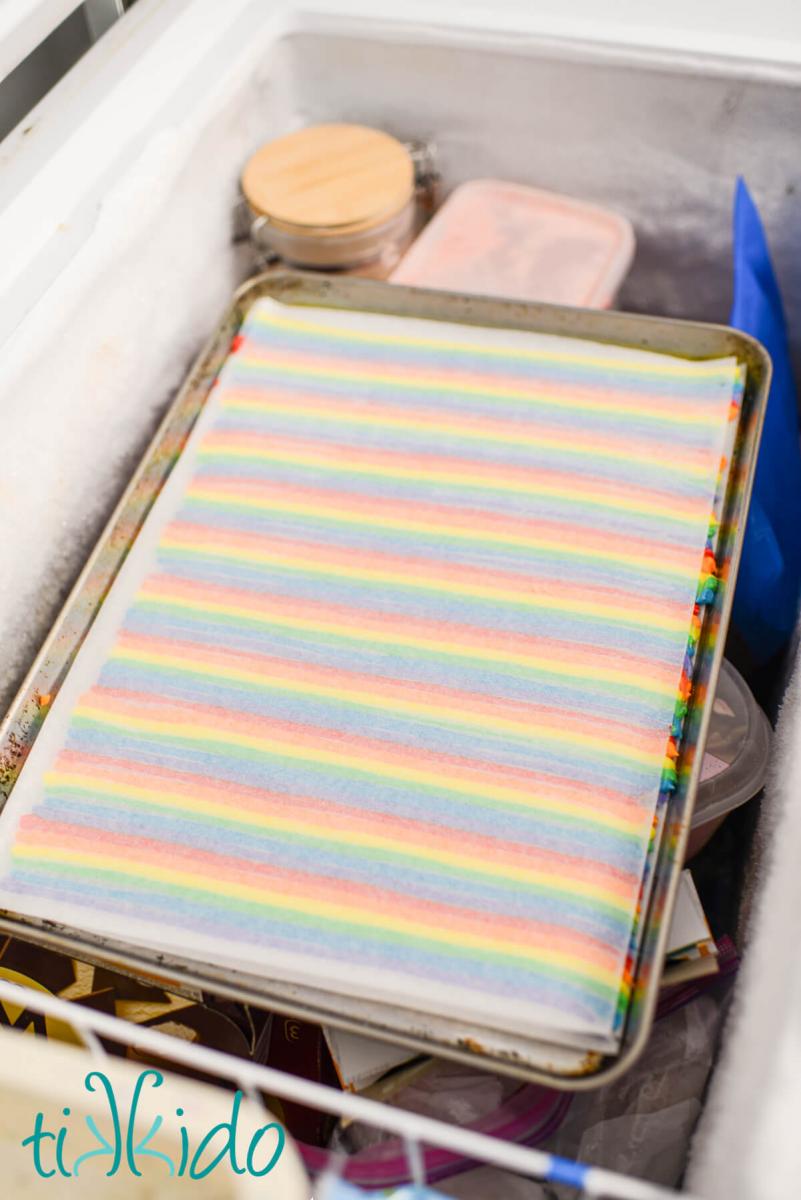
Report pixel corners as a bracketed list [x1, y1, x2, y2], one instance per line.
[391, 178, 635, 307]
[299, 1082, 571, 1189]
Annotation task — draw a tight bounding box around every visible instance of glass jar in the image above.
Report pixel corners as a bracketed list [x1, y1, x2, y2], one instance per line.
[241, 124, 436, 278]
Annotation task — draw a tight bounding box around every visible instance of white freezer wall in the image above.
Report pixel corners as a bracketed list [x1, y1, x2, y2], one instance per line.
[2, 6, 801, 1198]
[3, 12, 801, 714]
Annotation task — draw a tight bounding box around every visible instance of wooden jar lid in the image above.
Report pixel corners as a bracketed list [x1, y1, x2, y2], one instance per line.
[241, 123, 414, 237]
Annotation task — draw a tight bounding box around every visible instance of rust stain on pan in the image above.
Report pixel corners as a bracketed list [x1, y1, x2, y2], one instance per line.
[458, 1037, 486, 1056]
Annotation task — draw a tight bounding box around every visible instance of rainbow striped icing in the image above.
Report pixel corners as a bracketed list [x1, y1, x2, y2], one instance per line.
[0, 299, 741, 1048]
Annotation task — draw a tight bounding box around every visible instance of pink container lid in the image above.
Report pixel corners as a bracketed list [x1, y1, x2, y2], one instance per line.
[391, 178, 635, 308]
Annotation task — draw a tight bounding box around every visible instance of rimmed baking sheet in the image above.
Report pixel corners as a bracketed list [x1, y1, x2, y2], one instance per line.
[0, 271, 769, 1086]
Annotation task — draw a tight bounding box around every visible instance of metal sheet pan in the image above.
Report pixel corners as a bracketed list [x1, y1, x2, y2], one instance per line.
[0, 270, 770, 1086]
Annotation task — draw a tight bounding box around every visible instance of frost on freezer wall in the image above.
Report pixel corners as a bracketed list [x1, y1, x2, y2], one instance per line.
[0, 36, 298, 710]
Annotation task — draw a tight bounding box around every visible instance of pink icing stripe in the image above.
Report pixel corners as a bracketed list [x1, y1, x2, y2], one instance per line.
[114, 629, 664, 752]
[137, 573, 679, 688]
[78, 686, 653, 820]
[51, 749, 639, 893]
[237, 344, 718, 417]
[17, 816, 620, 964]
[219, 385, 715, 469]
[199, 429, 708, 516]
[161, 523, 690, 622]
[187, 475, 701, 567]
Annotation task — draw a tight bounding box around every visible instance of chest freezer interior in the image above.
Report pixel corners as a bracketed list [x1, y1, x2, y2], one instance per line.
[3, 19, 800, 712]
[1, 10, 798, 1197]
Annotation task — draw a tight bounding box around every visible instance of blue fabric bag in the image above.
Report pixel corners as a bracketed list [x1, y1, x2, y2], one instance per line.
[730, 178, 801, 664]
